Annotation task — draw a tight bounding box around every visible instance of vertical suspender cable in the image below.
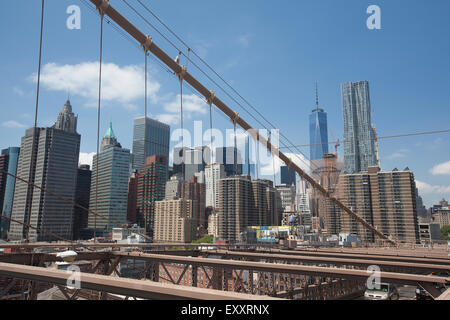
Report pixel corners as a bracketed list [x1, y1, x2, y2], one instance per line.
[180, 80, 184, 182]
[94, 13, 105, 243]
[145, 51, 148, 118]
[209, 101, 215, 215]
[233, 122, 238, 176]
[270, 132, 278, 225]
[25, 0, 45, 243]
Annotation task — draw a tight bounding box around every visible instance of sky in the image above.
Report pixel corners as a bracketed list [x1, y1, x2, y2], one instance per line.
[0, 0, 449, 207]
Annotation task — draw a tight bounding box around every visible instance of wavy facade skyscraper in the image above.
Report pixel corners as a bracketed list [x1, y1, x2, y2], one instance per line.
[341, 81, 377, 174]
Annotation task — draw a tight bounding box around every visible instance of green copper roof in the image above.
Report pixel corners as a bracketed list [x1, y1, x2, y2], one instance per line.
[104, 122, 116, 138]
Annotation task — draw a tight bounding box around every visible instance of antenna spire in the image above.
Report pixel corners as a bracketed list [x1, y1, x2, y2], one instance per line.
[315, 81, 319, 111]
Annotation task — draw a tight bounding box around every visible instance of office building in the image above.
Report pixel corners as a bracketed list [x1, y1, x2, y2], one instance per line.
[0, 147, 20, 239]
[132, 117, 170, 172]
[136, 155, 167, 237]
[216, 147, 243, 177]
[0, 151, 9, 215]
[418, 223, 441, 243]
[182, 176, 206, 230]
[337, 167, 420, 244]
[341, 81, 377, 173]
[73, 165, 91, 240]
[276, 184, 296, 213]
[127, 171, 139, 225]
[88, 123, 130, 238]
[218, 176, 254, 242]
[173, 146, 210, 181]
[241, 135, 257, 179]
[433, 206, 450, 229]
[309, 84, 329, 161]
[280, 166, 296, 188]
[9, 100, 80, 242]
[205, 163, 226, 209]
[310, 153, 342, 236]
[153, 198, 196, 243]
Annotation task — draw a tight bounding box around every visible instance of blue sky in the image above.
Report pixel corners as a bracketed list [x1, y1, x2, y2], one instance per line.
[0, 0, 449, 207]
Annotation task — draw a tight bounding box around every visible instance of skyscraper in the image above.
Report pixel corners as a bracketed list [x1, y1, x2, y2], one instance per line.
[218, 176, 253, 242]
[88, 123, 130, 238]
[0, 147, 20, 239]
[132, 117, 170, 172]
[337, 166, 420, 244]
[173, 146, 210, 181]
[341, 81, 377, 173]
[205, 163, 226, 209]
[309, 84, 329, 161]
[154, 198, 196, 243]
[73, 165, 91, 240]
[127, 171, 139, 225]
[0, 151, 10, 218]
[240, 135, 256, 179]
[280, 166, 296, 188]
[216, 147, 243, 177]
[136, 155, 168, 237]
[9, 100, 80, 242]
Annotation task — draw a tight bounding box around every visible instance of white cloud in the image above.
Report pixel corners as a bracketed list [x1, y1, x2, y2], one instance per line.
[416, 180, 450, 195]
[260, 153, 310, 176]
[430, 161, 450, 176]
[237, 34, 252, 48]
[387, 149, 409, 160]
[2, 120, 27, 129]
[79, 152, 95, 167]
[13, 87, 25, 96]
[156, 94, 208, 125]
[31, 62, 160, 107]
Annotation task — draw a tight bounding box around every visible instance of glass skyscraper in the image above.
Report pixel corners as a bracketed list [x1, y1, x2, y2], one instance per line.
[341, 81, 377, 174]
[309, 86, 329, 161]
[0, 147, 20, 239]
[132, 117, 170, 172]
[88, 123, 130, 237]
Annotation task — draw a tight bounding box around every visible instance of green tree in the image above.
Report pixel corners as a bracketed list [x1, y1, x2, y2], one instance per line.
[192, 235, 214, 244]
[441, 226, 450, 241]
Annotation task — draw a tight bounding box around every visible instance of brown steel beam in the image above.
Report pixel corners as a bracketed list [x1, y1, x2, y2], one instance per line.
[0, 263, 280, 300]
[111, 252, 449, 287]
[0, 252, 108, 265]
[204, 250, 450, 273]
[87, 0, 394, 245]
[260, 248, 450, 265]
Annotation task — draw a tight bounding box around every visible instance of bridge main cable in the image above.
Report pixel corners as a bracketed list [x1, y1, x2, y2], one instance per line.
[89, 0, 395, 245]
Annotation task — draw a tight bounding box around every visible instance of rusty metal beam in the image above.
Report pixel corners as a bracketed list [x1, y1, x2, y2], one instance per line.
[112, 252, 449, 287]
[204, 250, 450, 273]
[0, 243, 270, 250]
[0, 263, 280, 300]
[87, 0, 395, 245]
[262, 248, 450, 265]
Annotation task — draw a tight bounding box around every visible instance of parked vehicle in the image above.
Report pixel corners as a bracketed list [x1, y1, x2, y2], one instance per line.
[364, 283, 399, 300]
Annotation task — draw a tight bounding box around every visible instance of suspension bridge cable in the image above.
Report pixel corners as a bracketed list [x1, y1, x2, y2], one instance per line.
[94, 12, 105, 244]
[0, 169, 153, 243]
[280, 129, 450, 149]
[124, 0, 321, 179]
[25, 0, 45, 243]
[130, 0, 320, 174]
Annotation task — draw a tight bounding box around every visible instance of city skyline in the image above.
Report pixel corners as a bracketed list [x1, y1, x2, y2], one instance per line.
[1, 0, 450, 209]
